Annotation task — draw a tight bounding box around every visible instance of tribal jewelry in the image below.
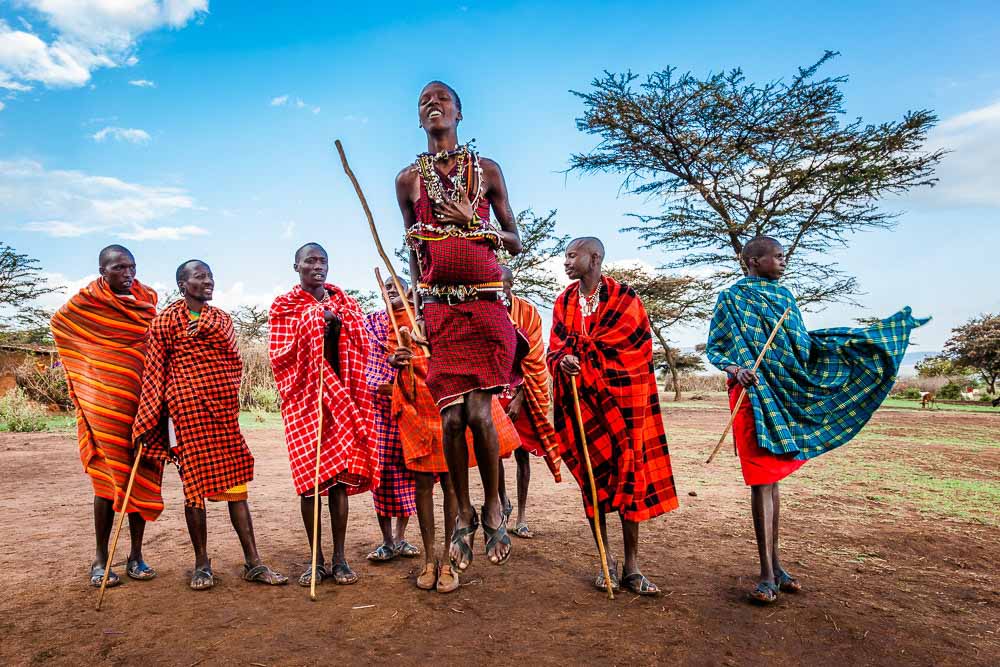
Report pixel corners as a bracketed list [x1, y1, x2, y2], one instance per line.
[579, 282, 602, 319]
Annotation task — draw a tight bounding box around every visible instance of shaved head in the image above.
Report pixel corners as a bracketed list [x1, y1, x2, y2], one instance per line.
[99, 244, 133, 267]
[500, 266, 514, 283]
[384, 275, 409, 290]
[569, 236, 605, 260]
[176, 259, 208, 284]
[295, 242, 327, 263]
[422, 80, 462, 111]
[741, 235, 782, 263]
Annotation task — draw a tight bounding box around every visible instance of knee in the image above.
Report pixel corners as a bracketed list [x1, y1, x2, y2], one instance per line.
[465, 404, 494, 434]
[441, 410, 465, 440]
[415, 474, 434, 494]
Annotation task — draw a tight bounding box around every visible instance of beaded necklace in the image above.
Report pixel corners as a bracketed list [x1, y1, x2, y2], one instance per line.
[579, 281, 602, 319]
[415, 143, 484, 216]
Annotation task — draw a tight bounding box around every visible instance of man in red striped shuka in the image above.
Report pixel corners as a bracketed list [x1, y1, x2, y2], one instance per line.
[134, 260, 287, 591]
[548, 238, 679, 596]
[51, 245, 164, 588]
[396, 81, 523, 572]
[269, 243, 379, 587]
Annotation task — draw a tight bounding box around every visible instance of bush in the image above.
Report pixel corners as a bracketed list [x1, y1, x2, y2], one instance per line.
[15, 361, 71, 408]
[937, 382, 962, 400]
[239, 341, 280, 411]
[895, 387, 921, 399]
[0, 388, 48, 432]
[249, 386, 280, 413]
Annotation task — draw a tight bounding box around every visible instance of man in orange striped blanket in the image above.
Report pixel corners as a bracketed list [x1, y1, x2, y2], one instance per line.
[498, 267, 562, 539]
[51, 245, 165, 588]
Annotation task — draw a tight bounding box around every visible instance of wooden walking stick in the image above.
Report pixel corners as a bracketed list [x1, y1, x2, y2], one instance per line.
[334, 140, 429, 356]
[309, 345, 326, 602]
[569, 377, 614, 601]
[705, 307, 792, 464]
[96, 442, 145, 611]
[375, 267, 416, 391]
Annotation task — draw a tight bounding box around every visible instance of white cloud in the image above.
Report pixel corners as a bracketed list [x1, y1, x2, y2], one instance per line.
[910, 99, 1000, 208]
[280, 220, 296, 239]
[271, 94, 319, 114]
[128, 78, 155, 87]
[0, 2, 207, 91]
[207, 281, 284, 312]
[0, 101, 4, 111]
[91, 126, 151, 144]
[344, 114, 368, 124]
[0, 158, 206, 241]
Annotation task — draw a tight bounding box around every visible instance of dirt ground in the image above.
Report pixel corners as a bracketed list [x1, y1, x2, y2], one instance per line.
[1, 399, 997, 666]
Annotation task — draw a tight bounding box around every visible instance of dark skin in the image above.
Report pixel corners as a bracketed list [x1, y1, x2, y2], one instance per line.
[177, 262, 268, 580]
[556, 240, 656, 592]
[92, 248, 149, 580]
[395, 82, 522, 567]
[292, 247, 357, 582]
[497, 268, 531, 532]
[728, 241, 793, 593]
[371, 278, 411, 554]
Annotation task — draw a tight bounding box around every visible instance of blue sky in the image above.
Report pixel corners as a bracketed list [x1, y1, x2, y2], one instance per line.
[2, 0, 998, 351]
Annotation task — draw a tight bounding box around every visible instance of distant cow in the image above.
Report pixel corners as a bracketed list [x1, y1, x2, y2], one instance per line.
[920, 391, 936, 409]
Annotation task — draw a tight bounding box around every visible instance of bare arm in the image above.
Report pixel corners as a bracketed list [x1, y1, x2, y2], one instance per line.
[395, 167, 424, 318]
[482, 158, 521, 256]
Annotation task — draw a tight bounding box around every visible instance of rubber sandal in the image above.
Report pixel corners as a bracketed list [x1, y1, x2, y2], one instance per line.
[298, 564, 329, 587]
[595, 567, 620, 592]
[90, 564, 121, 589]
[366, 543, 396, 562]
[449, 510, 479, 572]
[126, 559, 157, 581]
[501, 496, 513, 527]
[242, 563, 288, 586]
[481, 504, 511, 565]
[436, 563, 459, 594]
[511, 522, 533, 539]
[416, 562, 437, 590]
[776, 569, 802, 593]
[623, 572, 659, 596]
[749, 580, 779, 604]
[393, 540, 420, 558]
[190, 563, 215, 591]
[331, 561, 359, 585]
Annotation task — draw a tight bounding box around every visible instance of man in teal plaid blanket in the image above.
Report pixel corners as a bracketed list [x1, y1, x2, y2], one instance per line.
[706, 236, 928, 603]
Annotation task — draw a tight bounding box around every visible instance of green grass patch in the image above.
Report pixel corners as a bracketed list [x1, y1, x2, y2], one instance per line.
[881, 397, 999, 414]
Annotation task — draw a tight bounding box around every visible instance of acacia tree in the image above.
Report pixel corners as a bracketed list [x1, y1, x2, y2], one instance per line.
[0, 242, 59, 344]
[231, 305, 270, 342]
[604, 265, 715, 399]
[571, 52, 945, 307]
[944, 314, 1000, 393]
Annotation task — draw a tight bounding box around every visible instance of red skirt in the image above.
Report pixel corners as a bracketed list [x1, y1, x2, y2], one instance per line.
[729, 380, 805, 486]
[498, 394, 546, 458]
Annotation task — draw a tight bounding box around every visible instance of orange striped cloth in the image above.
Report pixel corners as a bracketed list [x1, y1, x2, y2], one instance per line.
[508, 296, 562, 481]
[390, 340, 519, 474]
[50, 278, 165, 521]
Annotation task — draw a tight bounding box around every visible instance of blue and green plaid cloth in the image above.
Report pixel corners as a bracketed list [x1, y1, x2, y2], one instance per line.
[706, 276, 930, 460]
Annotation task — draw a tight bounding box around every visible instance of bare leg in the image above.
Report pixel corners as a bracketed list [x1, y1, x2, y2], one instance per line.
[771, 482, 782, 577]
[442, 404, 476, 569]
[93, 496, 114, 569]
[227, 500, 263, 567]
[464, 391, 508, 564]
[751, 484, 776, 585]
[393, 516, 410, 544]
[441, 473, 457, 558]
[184, 505, 210, 572]
[300, 494, 326, 566]
[126, 512, 148, 564]
[514, 447, 531, 528]
[414, 472, 437, 569]
[375, 514, 394, 549]
[498, 457, 509, 511]
[328, 485, 349, 569]
[586, 509, 617, 583]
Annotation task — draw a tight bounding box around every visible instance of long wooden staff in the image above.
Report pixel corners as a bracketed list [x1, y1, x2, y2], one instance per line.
[706, 307, 792, 464]
[309, 342, 326, 601]
[569, 378, 614, 601]
[375, 267, 416, 391]
[334, 140, 428, 356]
[96, 442, 145, 611]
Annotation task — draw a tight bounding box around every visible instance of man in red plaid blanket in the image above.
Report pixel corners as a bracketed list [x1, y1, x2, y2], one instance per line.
[134, 260, 287, 591]
[362, 276, 419, 564]
[269, 243, 379, 587]
[396, 81, 523, 571]
[547, 238, 679, 596]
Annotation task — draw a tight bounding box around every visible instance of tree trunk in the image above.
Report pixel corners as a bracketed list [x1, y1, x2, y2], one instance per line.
[652, 328, 681, 401]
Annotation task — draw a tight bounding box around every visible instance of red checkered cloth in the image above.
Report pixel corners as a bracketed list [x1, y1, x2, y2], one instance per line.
[409, 157, 516, 405]
[505, 295, 562, 481]
[133, 301, 254, 509]
[546, 276, 679, 522]
[269, 285, 379, 497]
[365, 309, 416, 517]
